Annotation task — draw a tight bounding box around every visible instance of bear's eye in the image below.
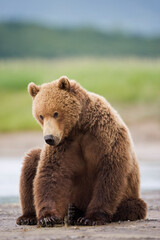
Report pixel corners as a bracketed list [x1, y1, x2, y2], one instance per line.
[40, 115, 44, 120]
[53, 112, 58, 119]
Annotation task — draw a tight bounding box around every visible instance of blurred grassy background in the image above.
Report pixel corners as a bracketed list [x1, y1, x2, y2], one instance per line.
[0, 58, 160, 132]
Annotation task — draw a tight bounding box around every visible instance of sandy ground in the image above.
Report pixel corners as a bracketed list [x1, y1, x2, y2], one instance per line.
[0, 191, 160, 240]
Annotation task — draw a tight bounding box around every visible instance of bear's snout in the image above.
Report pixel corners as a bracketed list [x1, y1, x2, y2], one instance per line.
[44, 134, 55, 146]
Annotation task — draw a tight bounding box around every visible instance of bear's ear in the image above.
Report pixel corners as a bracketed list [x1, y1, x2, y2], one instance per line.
[58, 76, 70, 91]
[28, 82, 40, 97]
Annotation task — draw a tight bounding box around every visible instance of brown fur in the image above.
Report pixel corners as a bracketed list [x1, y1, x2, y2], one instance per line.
[17, 76, 147, 227]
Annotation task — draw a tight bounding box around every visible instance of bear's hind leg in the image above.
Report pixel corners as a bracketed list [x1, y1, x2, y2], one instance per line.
[16, 148, 41, 225]
[112, 198, 147, 222]
[67, 204, 85, 225]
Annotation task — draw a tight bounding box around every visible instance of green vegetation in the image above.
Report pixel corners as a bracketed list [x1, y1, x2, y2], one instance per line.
[0, 58, 160, 132]
[0, 22, 160, 58]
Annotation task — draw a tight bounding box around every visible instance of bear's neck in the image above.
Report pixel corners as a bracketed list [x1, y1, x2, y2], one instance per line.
[76, 90, 101, 134]
[71, 81, 112, 137]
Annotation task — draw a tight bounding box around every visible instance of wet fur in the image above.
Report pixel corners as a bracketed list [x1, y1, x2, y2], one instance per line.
[17, 77, 147, 226]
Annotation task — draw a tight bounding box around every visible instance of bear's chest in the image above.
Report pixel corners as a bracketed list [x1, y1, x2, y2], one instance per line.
[64, 133, 102, 174]
[81, 133, 103, 172]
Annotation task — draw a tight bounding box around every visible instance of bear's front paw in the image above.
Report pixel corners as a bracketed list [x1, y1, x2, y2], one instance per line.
[76, 212, 112, 226]
[16, 215, 37, 225]
[38, 215, 62, 227]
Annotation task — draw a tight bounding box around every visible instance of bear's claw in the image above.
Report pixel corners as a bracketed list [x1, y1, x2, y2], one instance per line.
[16, 215, 37, 225]
[38, 215, 62, 227]
[76, 216, 108, 226]
[76, 217, 96, 226]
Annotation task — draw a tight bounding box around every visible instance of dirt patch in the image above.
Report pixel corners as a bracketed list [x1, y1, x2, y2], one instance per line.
[0, 191, 160, 240]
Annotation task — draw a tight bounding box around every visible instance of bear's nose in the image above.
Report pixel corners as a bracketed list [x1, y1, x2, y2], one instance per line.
[44, 135, 54, 146]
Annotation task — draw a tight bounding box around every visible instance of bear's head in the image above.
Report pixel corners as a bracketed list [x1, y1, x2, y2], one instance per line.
[28, 76, 81, 146]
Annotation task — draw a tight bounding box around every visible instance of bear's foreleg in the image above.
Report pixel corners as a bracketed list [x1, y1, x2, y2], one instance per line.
[16, 148, 41, 225]
[34, 147, 73, 227]
[77, 154, 128, 226]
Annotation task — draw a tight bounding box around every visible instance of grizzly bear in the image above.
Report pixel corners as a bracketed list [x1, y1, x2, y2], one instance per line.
[16, 76, 147, 227]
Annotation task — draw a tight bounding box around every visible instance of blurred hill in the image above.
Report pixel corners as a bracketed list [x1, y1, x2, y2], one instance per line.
[0, 22, 160, 58]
